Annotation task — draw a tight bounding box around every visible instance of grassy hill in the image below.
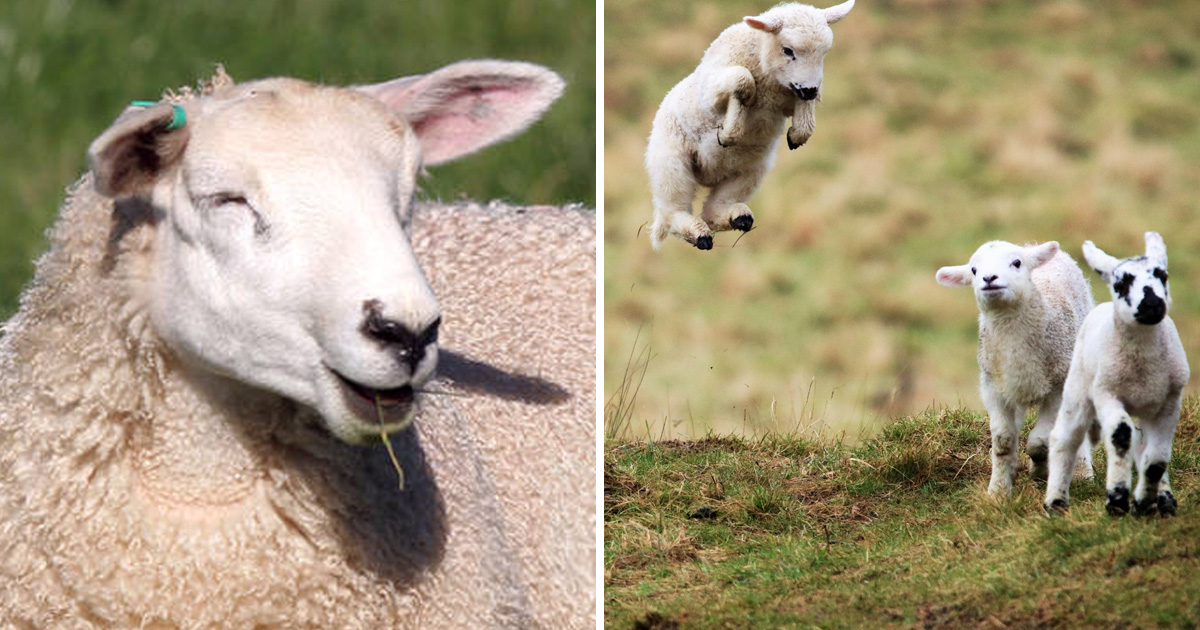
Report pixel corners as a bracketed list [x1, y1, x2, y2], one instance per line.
[605, 399, 1200, 628]
[604, 0, 1200, 436]
[0, 0, 595, 319]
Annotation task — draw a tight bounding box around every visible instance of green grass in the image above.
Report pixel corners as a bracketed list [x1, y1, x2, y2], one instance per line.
[605, 398, 1200, 628]
[604, 0, 1200, 436]
[0, 0, 595, 318]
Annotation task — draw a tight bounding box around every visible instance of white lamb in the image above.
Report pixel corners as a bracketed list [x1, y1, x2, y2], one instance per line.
[0, 64, 595, 629]
[644, 0, 855, 250]
[936, 241, 1095, 498]
[1044, 233, 1189, 517]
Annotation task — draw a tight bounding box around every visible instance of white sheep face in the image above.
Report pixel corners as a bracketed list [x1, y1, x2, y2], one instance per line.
[1083, 232, 1171, 326]
[744, 0, 853, 100]
[936, 241, 1061, 312]
[87, 63, 564, 443]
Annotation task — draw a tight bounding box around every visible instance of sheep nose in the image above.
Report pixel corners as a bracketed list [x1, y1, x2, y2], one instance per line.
[1134, 287, 1166, 325]
[361, 300, 441, 372]
[792, 85, 819, 100]
[982, 275, 999, 284]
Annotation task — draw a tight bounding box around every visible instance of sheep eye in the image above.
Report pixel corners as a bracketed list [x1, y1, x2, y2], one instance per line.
[782, 46, 795, 59]
[1011, 259, 1021, 269]
[970, 267, 977, 275]
[1153, 268, 1169, 283]
[199, 192, 249, 208]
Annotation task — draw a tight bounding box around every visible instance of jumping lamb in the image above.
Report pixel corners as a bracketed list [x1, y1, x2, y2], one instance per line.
[644, 0, 855, 250]
[0, 63, 595, 629]
[1044, 232, 1189, 517]
[936, 240, 1095, 498]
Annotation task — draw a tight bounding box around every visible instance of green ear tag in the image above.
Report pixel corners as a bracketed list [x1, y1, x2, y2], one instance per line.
[129, 100, 186, 130]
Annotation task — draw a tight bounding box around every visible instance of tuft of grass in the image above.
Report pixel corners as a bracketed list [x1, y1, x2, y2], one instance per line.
[606, 398, 1200, 629]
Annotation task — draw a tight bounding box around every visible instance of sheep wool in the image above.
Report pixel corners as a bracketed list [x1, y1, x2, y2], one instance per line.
[0, 69, 594, 630]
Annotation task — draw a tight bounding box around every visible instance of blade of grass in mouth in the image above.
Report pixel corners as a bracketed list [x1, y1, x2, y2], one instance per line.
[375, 394, 406, 491]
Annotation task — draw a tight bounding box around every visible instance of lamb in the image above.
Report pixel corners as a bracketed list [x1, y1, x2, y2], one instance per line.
[0, 63, 595, 629]
[936, 240, 1095, 498]
[644, 0, 855, 250]
[1044, 233, 1189, 517]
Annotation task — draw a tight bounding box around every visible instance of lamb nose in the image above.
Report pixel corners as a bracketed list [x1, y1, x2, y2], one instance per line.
[983, 275, 998, 284]
[796, 86, 819, 100]
[361, 301, 440, 371]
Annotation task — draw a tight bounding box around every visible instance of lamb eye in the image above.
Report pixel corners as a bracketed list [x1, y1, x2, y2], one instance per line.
[1011, 260, 1021, 269]
[1154, 268, 1169, 283]
[199, 192, 249, 208]
[970, 267, 977, 275]
[782, 46, 795, 59]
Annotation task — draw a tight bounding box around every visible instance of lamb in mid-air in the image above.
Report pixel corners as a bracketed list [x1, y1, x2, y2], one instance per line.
[644, 0, 855, 251]
[1044, 233, 1189, 517]
[936, 240, 1096, 498]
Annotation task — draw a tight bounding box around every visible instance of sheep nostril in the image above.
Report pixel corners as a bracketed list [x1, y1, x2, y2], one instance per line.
[797, 86, 819, 100]
[983, 275, 998, 284]
[361, 300, 440, 373]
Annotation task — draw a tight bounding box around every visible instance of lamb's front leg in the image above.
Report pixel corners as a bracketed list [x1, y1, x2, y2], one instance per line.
[787, 96, 817, 149]
[1095, 394, 1136, 516]
[709, 66, 756, 147]
[1133, 391, 1183, 516]
[1044, 393, 1092, 513]
[982, 388, 1022, 498]
[700, 168, 765, 234]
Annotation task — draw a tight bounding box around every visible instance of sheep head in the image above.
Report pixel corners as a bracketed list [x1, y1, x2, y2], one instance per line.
[1083, 232, 1171, 326]
[936, 241, 1060, 312]
[744, 0, 853, 102]
[86, 61, 564, 444]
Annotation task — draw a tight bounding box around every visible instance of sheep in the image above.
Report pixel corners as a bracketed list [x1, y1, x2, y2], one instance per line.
[0, 63, 595, 629]
[1043, 233, 1189, 517]
[644, 0, 855, 251]
[936, 240, 1095, 498]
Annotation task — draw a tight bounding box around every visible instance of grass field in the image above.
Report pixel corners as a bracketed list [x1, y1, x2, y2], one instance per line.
[605, 399, 1200, 628]
[0, 0, 594, 318]
[604, 0, 1200, 436]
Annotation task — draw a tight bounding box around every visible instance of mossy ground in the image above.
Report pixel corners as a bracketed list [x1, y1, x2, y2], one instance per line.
[605, 399, 1200, 628]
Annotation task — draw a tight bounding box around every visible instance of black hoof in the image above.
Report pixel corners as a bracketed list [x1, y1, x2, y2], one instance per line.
[1044, 499, 1069, 516]
[730, 215, 754, 232]
[1132, 497, 1158, 517]
[1158, 491, 1177, 516]
[694, 235, 713, 250]
[1106, 486, 1130, 516]
[787, 136, 803, 150]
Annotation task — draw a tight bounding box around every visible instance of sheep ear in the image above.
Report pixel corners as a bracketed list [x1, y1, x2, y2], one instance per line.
[356, 60, 564, 167]
[88, 103, 190, 198]
[1082, 241, 1119, 281]
[936, 265, 973, 288]
[744, 15, 782, 33]
[1025, 241, 1060, 269]
[824, 0, 855, 24]
[1145, 231, 1168, 267]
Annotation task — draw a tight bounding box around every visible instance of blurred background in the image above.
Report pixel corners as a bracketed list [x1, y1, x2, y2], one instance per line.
[605, 0, 1200, 438]
[0, 0, 595, 318]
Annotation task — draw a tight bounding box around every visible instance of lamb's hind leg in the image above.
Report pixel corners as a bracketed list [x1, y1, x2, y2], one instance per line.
[646, 147, 710, 250]
[700, 169, 764, 234]
[1031, 392, 1094, 482]
[1044, 393, 1092, 514]
[710, 66, 756, 147]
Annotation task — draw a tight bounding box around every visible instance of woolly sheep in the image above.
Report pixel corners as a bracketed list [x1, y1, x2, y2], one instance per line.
[644, 0, 854, 250]
[1044, 233, 1189, 517]
[936, 241, 1095, 498]
[0, 64, 595, 629]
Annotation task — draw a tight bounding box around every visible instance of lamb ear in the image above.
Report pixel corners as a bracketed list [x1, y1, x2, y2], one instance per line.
[824, 0, 855, 25]
[744, 15, 782, 33]
[1082, 240, 1119, 281]
[936, 265, 973, 288]
[1144, 231, 1167, 267]
[1025, 241, 1060, 269]
[88, 102, 190, 198]
[356, 60, 564, 167]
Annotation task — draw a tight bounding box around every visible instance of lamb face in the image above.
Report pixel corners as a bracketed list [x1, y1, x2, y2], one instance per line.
[744, 0, 853, 100]
[935, 240, 1060, 313]
[87, 62, 564, 444]
[1083, 232, 1171, 326]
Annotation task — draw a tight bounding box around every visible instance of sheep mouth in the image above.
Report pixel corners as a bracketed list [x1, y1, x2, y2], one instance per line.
[980, 285, 1007, 293]
[329, 369, 416, 425]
